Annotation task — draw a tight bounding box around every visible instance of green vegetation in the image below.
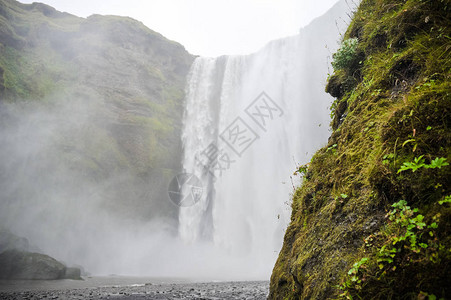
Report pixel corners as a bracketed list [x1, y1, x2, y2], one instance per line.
[397, 156, 448, 173]
[270, 0, 451, 299]
[331, 38, 360, 71]
[339, 198, 447, 299]
[0, 0, 194, 220]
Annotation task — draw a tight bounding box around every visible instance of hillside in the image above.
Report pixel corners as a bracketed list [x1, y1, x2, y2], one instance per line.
[270, 0, 451, 299]
[0, 0, 194, 236]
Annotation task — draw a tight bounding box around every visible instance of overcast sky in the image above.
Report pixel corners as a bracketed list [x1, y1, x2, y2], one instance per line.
[19, 0, 340, 57]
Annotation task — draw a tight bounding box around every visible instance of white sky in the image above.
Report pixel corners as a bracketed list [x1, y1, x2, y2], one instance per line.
[19, 0, 340, 57]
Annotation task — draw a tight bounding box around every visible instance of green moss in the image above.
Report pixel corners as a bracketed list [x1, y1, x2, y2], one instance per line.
[0, 45, 75, 100]
[270, 0, 451, 299]
[0, 0, 194, 221]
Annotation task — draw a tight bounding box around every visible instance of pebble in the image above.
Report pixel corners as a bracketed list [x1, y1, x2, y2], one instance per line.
[0, 281, 269, 299]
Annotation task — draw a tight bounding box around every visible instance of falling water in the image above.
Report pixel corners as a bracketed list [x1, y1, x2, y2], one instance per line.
[180, 0, 352, 278]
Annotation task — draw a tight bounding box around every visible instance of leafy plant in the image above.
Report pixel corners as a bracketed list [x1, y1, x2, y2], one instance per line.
[438, 195, 451, 205]
[339, 200, 443, 298]
[348, 257, 369, 281]
[426, 157, 449, 169]
[387, 200, 428, 252]
[294, 163, 309, 177]
[331, 38, 359, 71]
[339, 257, 369, 298]
[377, 245, 398, 266]
[397, 156, 448, 173]
[398, 155, 426, 173]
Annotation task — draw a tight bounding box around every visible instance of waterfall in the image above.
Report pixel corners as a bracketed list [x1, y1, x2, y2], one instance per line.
[179, 0, 352, 279]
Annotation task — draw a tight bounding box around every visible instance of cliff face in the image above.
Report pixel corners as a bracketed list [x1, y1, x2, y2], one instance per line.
[0, 0, 194, 230]
[270, 0, 451, 299]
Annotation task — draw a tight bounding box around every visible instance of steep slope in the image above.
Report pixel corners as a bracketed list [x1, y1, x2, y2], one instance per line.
[0, 0, 193, 268]
[270, 0, 450, 299]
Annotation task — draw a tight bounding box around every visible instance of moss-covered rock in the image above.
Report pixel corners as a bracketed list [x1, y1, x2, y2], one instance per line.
[0, 249, 82, 280]
[0, 0, 194, 223]
[270, 0, 451, 299]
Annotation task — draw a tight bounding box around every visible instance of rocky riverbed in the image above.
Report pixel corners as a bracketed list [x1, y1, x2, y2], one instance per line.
[0, 279, 269, 299]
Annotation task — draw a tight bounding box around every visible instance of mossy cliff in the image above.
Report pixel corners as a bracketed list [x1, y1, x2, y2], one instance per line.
[269, 0, 450, 299]
[0, 0, 194, 225]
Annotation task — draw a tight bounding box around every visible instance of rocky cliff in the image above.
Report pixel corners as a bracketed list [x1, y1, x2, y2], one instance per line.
[270, 0, 450, 298]
[0, 0, 194, 233]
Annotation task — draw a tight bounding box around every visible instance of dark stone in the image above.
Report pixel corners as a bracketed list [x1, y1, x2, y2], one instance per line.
[0, 250, 65, 280]
[325, 73, 344, 99]
[63, 267, 81, 280]
[332, 100, 348, 130]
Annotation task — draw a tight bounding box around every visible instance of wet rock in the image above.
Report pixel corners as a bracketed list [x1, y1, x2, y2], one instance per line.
[63, 267, 82, 280]
[0, 250, 65, 280]
[0, 249, 82, 280]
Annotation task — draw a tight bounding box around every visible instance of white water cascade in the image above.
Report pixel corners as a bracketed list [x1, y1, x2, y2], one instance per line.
[179, 1, 352, 279]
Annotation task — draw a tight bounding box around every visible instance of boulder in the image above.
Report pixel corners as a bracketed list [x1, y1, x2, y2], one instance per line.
[0, 249, 66, 279]
[0, 229, 83, 280]
[63, 267, 81, 280]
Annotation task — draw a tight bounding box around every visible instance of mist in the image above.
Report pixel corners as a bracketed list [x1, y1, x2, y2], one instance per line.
[0, 0, 353, 282]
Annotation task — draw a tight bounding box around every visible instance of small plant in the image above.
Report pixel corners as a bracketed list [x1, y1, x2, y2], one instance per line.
[332, 38, 359, 71]
[335, 193, 349, 205]
[326, 143, 338, 155]
[377, 245, 399, 266]
[379, 199, 441, 260]
[339, 257, 369, 298]
[438, 195, 451, 205]
[427, 157, 449, 169]
[398, 155, 426, 173]
[386, 200, 428, 252]
[397, 156, 448, 173]
[294, 163, 309, 177]
[348, 257, 369, 282]
[339, 200, 443, 299]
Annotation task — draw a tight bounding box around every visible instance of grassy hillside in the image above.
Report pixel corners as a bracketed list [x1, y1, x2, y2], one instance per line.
[270, 0, 450, 298]
[0, 0, 194, 225]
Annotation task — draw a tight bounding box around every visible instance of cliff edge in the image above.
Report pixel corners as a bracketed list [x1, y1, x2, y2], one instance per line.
[270, 0, 450, 298]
